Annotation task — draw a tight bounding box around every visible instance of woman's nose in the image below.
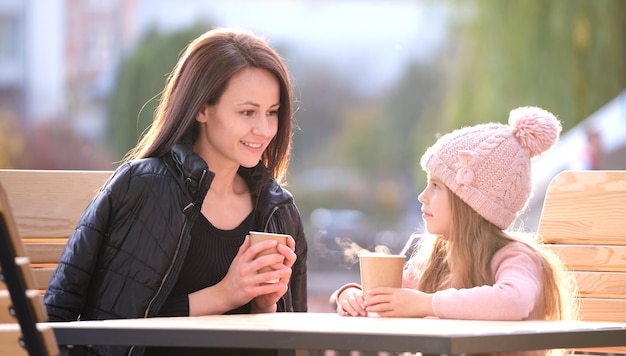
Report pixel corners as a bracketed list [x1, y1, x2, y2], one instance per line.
[253, 115, 273, 137]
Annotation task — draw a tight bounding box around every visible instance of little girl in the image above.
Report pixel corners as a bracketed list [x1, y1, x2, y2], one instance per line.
[332, 106, 578, 355]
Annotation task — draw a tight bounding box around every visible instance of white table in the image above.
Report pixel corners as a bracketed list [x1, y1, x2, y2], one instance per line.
[42, 312, 626, 354]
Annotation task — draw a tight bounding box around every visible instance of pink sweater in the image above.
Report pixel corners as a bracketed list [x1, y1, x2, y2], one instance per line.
[403, 242, 549, 356]
[404, 242, 545, 320]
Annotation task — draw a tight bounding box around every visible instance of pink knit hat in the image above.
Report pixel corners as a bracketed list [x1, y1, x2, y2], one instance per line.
[420, 106, 562, 229]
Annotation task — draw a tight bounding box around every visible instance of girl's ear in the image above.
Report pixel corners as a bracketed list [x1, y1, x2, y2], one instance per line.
[196, 105, 210, 123]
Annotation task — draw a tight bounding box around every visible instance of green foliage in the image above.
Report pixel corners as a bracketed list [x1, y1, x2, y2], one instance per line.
[440, 0, 626, 132]
[108, 24, 208, 160]
[291, 62, 444, 230]
[324, 62, 444, 175]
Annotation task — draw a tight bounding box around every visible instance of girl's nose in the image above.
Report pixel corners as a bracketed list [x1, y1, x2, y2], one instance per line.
[418, 189, 427, 204]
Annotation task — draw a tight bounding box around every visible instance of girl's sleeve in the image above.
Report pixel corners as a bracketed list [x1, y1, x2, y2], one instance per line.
[43, 165, 131, 321]
[431, 243, 543, 320]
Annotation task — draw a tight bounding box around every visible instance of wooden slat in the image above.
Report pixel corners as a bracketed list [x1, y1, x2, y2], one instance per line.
[0, 324, 27, 356]
[547, 244, 626, 272]
[0, 324, 58, 356]
[38, 326, 60, 356]
[0, 180, 60, 356]
[0, 243, 65, 291]
[578, 298, 626, 322]
[1, 268, 54, 292]
[31, 269, 56, 292]
[0, 290, 47, 323]
[0, 289, 15, 322]
[0, 189, 25, 258]
[538, 171, 626, 355]
[0, 170, 112, 298]
[14, 257, 36, 291]
[574, 271, 626, 298]
[0, 170, 112, 240]
[23, 242, 65, 265]
[538, 170, 626, 245]
[27, 289, 48, 322]
[0, 258, 35, 290]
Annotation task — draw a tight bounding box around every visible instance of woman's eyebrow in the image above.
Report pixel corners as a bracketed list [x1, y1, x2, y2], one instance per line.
[235, 101, 280, 108]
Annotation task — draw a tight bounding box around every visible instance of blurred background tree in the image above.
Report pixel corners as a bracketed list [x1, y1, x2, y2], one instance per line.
[438, 0, 626, 134]
[108, 24, 208, 160]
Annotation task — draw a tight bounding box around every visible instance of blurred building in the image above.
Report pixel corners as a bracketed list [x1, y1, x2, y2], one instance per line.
[0, 0, 62, 123]
[0, 0, 138, 139]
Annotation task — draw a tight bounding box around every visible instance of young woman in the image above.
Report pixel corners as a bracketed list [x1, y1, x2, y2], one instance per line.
[44, 28, 307, 356]
[333, 106, 577, 356]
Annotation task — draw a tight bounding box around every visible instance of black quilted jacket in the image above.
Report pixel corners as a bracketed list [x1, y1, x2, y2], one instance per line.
[44, 141, 307, 355]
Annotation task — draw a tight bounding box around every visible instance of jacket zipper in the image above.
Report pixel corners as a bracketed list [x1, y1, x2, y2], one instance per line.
[147, 169, 207, 316]
[263, 206, 279, 232]
[128, 170, 207, 355]
[148, 170, 207, 316]
[143, 218, 188, 318]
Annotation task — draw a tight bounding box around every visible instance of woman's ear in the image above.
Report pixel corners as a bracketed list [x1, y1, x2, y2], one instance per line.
[196, 105, 210, 123]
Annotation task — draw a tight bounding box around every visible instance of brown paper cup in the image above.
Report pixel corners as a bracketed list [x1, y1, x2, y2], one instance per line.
[249, 231, 290, 282]
[359, 254, 405, 301]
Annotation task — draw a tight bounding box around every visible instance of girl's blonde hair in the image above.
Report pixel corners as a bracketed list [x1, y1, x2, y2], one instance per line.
[408, 190, 578, 322]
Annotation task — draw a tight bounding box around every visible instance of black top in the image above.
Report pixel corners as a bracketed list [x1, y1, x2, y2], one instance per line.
[157, 212, 253, 316]
[145, 212, 277, 356]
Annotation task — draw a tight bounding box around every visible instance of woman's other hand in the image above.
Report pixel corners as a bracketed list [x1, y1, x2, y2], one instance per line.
[251, 234, 296, 312]
[189, 235, 294, 315]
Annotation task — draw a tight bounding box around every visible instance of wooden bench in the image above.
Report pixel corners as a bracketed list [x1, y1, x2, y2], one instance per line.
[538, 170, 626, 355]
[0, 170, 113, 293]
[1, 180, 60, 355]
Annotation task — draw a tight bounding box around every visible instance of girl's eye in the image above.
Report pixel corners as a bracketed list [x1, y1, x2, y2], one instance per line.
[268, 110, 279, 116]
[241, 110, 254, 116]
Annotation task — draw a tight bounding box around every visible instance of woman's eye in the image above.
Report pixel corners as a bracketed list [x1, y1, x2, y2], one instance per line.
[241, 110, 254, 116]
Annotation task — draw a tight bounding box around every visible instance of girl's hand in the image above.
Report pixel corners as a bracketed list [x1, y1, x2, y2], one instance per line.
[362, 287, 434, 318]
[336, 287, 367, 317]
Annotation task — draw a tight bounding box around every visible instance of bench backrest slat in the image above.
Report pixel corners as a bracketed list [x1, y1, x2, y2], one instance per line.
[538, 170, 626, 355]
[0, 180, 60, 355]
[0, 170, 112, 240]
[0, 170, 112, 291]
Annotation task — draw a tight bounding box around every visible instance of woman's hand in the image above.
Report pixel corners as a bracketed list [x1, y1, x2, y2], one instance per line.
[362, 287, 434, 318]
[188, 235, 294, 315]
[336, 287, 367, 317]
[251, 234, 297, 312]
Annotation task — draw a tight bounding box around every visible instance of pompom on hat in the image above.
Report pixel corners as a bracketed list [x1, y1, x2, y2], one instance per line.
[420, 106, 562, 229]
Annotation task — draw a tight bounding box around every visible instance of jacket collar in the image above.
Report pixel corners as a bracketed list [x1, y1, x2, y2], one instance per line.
[238, 163, 294, 230]
[168, 137, 212, 205]
[167, 137, 293, 219]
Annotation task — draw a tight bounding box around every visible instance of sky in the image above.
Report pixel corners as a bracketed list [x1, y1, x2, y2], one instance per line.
[135, 0, 448, 91]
